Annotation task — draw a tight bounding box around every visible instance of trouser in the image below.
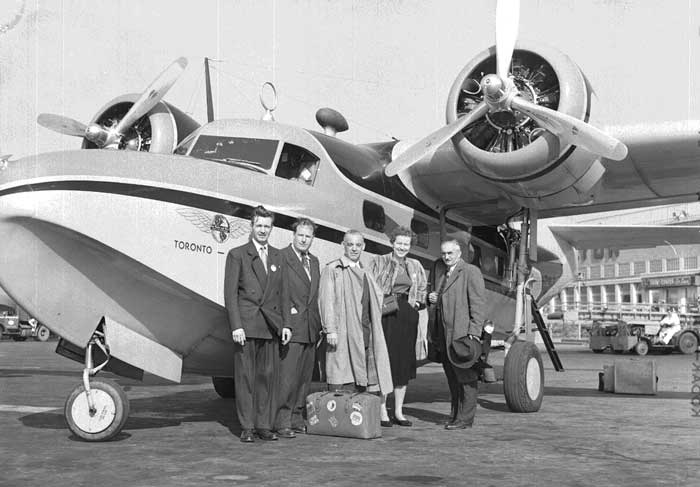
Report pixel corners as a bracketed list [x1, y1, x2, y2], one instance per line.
[442, 358, 478, 424]
[233, 337, 279, 430]
[275, 342, 315, 430]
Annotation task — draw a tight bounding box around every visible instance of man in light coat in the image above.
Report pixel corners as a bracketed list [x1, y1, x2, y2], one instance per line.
[319, 230, 393, 396]
[428, 238, 487, 429]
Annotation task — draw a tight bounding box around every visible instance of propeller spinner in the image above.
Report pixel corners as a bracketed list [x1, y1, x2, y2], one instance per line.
[37, 57, 188, 150]
[385, 0, 627, 177]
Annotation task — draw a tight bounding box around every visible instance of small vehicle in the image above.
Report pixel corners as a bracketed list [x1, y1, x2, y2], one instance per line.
[589, 319, 699, 356]
[0, 304, 51, 342]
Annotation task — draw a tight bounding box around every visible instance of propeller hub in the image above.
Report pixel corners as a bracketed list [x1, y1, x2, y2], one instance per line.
[482, 74, 504, 99]
[85, 124, 111, 147]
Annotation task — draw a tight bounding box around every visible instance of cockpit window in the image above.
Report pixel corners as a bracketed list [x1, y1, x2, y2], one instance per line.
[275, 143, 320, 185]
[174, 132, 198, 155]
[190, 135, 278, 171]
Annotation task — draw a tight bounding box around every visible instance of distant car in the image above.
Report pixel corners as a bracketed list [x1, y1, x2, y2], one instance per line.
[589, 319, 699, 356]
[0, 305, 51, 342]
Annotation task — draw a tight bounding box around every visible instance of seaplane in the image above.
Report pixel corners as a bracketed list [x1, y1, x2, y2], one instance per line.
[2, 0, 700, 441]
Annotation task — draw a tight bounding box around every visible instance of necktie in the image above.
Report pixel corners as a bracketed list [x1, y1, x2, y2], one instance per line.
[437, 267, 452, 295]
[302, 252, 311, 279]
[260, 245, 268, 273]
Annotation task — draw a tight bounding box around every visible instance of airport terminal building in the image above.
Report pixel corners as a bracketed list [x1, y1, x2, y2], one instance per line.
[547, 203, 700, 321]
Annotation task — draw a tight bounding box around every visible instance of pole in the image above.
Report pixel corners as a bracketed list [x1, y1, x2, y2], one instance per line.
[204, 57, 214, 123]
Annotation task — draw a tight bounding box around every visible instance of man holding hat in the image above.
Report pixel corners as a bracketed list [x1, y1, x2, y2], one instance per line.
[427, 237, 487, 429]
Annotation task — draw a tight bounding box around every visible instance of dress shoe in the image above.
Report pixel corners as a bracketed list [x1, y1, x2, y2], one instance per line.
[445, 420, 472, 430]
[391, 417, 412, 427]
[291, 425, 307, 434]
[240, 429, 255, 443]
[256, 429, 279, 441]
[380, 420, 393, 427]
[276, 427, 297, 439]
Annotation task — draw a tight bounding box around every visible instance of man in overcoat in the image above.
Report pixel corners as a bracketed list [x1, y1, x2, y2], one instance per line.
[225, 205, 291, 443]
[319, 230, 393, 396]
[428, 238, 487, 429]
[274, 218, 322, 438]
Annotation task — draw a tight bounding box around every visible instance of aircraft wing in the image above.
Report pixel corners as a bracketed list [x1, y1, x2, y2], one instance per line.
[404, 120, 700, 225]
[545, 121, 700, 218]
[547, 224, 700, 250]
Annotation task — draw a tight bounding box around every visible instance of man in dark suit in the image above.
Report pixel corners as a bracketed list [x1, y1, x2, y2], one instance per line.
[274, 218, 322, 438]
[428, 237, 487, 429]
[225, 205, 291, 443]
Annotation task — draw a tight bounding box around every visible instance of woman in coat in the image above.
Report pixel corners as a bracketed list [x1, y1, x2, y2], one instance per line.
[369, 226, 427, 426]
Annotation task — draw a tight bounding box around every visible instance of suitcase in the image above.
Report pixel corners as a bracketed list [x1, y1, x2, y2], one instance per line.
[305, 390, 382, 439]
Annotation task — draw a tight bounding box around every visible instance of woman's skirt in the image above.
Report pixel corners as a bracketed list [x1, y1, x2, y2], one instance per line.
[381, 294, 419, 386]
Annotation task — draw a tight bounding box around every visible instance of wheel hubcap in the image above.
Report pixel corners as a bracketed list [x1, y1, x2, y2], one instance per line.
[71, 389, 116, 433]
[526, 357, 541, 400]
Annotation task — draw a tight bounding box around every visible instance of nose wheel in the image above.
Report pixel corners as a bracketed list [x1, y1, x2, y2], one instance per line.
[64, 331, 130, 441]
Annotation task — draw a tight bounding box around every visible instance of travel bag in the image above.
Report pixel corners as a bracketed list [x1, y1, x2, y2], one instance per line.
[305, 390, 381, 439]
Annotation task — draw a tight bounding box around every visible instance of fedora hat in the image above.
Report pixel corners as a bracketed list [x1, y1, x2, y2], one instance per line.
[447, 335, 482, 369]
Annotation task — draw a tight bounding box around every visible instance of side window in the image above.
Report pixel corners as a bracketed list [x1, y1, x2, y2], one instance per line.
[276, 143, 320, 186]
[174, 132, 197, 155]
[411, 218, 429, 249]
[363, 201, 386, 232]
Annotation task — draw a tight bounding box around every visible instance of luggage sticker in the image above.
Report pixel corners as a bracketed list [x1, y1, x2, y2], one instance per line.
[308, 414, 319, 425]
[350, 411, 363, 426]
[327, 400, 337, 412]
[328, 416, 339, 428]
[351, 402, 362, 411]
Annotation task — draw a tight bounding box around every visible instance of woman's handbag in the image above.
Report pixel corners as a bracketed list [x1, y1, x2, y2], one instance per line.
[381, 294, 399, 315]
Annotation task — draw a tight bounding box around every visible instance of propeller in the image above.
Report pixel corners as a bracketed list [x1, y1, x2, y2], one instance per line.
[496, 0, 520, 83]
[36, 57, 188, 149]
[385, 103, 488, 177]
[510, 97, 628, 160]
[37, 113, 87, 137]
[384, 0, 628, 177]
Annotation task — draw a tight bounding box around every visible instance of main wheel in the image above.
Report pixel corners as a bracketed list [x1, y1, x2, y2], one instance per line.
[677, 331, 699, 355]
[634, 340, 649, 356]
[35, 325, 50, 342]
[64, 377, 129, 441]
[503, 341, 544, 413]
[212, 377, 235, 398]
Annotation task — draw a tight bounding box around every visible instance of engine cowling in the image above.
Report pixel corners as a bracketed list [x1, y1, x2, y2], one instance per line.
[82, 94, 200, 154]
[446, 41, 605, 208]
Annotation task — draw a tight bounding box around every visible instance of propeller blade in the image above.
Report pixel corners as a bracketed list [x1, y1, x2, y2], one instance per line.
[496, 0, 520, 81]
[385, 102, 489, 177]
[510, 96, 628, 160]
[37, 113, 87, 137]
[113, 57, 188, 136]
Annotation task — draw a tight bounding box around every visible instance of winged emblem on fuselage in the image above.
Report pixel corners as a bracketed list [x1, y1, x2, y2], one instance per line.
[176, 208, 249, 243]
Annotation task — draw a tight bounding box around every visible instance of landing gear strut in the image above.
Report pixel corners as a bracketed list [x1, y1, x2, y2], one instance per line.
[64, 331, 129, 441]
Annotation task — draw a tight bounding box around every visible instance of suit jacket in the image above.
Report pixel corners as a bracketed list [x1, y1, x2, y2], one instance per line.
[281, 245, 321, 344]
[428, 258, 487, 372]
[224, 241, 290, 339]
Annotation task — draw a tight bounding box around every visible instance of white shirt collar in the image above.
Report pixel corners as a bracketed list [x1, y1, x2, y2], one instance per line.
[253, 240, 267, 253]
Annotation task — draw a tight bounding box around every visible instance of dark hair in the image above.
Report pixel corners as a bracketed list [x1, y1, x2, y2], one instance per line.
[389, 226, 414, 244]
[292, 217, 316, 234]
[251, 205, 274, 225]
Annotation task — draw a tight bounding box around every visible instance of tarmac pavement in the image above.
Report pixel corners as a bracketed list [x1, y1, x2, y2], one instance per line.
[0, 341, 698, 487]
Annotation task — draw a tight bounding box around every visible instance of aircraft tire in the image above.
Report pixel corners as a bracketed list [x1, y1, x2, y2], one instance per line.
[64, 378, 129, 441]
[212, 377, 235, 398]
[35, 325, 50, 342]
[677, 331, 699, 355]
[503, 341, 544, 413]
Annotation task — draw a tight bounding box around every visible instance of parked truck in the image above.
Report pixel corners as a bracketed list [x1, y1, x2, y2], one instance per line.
[0, 304, 51, 341]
